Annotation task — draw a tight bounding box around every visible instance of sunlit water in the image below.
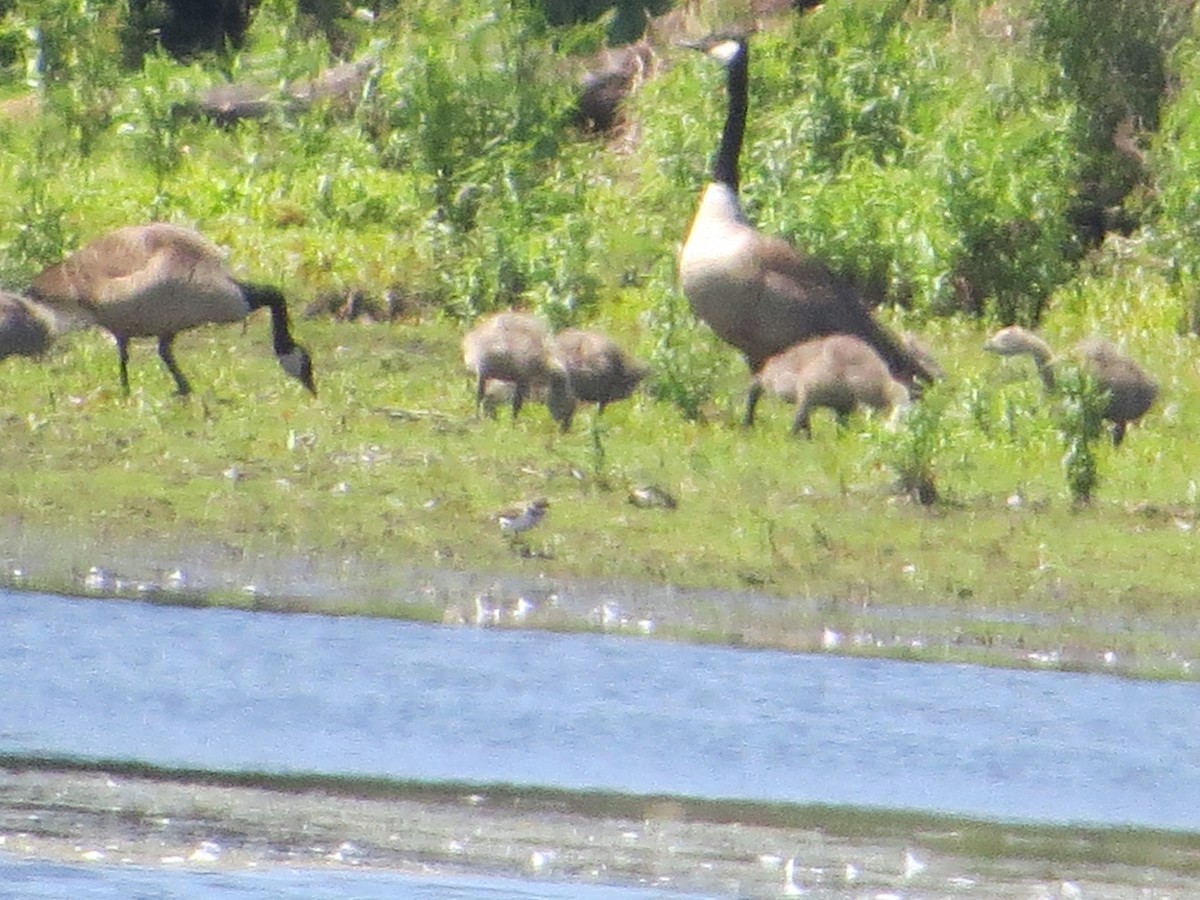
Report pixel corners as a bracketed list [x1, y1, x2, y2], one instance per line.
[3, 589, 1199, 829]
[0, 856, 703, 900]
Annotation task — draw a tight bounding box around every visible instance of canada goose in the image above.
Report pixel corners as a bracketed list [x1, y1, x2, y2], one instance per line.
[0, 291, 67, 362]
[552, 328, 649, 413]
[29, 223, 316, 397]
[177, 59, 373, 128]
[286, 59, 374, 112]
[677, 35, 933, 396]
[748, 334, 911, 437]
[983, 324, 1157, 446]
[461, 311, 576, 430]
[178, 81, 273, 127]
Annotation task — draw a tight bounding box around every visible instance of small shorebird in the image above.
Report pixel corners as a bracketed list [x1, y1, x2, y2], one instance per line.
[496, 498, 550, 542]
[782, 857, 805, 896]
[903, 848, 927, 880]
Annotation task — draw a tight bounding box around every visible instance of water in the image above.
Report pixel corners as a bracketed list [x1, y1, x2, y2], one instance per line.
[0, 856, 700, 900]
[2, 589, 1199, 831]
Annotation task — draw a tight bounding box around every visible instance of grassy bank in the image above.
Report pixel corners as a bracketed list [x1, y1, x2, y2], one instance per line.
[3, 304, 1200, 679]
[0, 0, 1199, 677]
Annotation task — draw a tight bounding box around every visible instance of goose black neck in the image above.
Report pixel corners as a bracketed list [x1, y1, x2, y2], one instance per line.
[240, 281, 298, 355]
[713, 42, 749, 191]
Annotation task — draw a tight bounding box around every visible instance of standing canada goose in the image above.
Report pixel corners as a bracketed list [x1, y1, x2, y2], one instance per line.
[983, 324, 1157, 446]
[749, 334, 911, 437]
[29, 223, 316, 397]
[552, 328, 649, 414]
[461, 311, 576, 430]
[677, 35, 933, 397]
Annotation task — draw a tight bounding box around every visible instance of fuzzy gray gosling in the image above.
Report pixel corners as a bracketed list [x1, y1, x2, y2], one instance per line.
[552, 328, 649, 414]
[749, 334, 912, 437]
[462, 311, 576, 431]
[0, 291, 77, 363]
[983, 324, 1157, 446]
[29, 223, 316, 397]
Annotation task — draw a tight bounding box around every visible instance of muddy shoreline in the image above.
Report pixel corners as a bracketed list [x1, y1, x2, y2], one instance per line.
[4, 763, 1200, 898]
[1, 517, 1195, 681]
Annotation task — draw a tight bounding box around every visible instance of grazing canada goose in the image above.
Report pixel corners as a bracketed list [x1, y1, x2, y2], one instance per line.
[0, 291, 68, 362]
[748, 334, 911, 437]
[28, 223, 316, 397]
[461, 311, 576, 430]
[983, 324, 1157, 446]
[677, 35, 933, 395]
[552, 328, 649, 414]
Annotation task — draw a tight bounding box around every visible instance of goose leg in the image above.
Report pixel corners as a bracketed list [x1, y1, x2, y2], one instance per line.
[744, 381, 764, 427]
[1111, 420, 1127, 447]
[475, 374, 487, 417]
[791, 391, 813, 439]
[157, 334, 192, 396]
[787, 408, 816, 441]
[116, 335, 132, 395]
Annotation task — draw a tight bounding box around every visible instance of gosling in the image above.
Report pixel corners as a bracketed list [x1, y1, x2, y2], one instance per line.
[462, 311, 576, 430]
[552, 328, 649, 415]
[983, 324, 1157, 446]
[748, 334, 911, 438]
[0, 291, 70, 362]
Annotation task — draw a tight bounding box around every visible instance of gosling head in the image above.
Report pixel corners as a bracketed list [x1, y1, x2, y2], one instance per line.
[983, 325, 1050, 362]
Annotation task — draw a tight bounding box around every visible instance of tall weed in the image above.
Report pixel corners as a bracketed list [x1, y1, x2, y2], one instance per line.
[15, 0, 122, 157]
[641, 273, 724, 422]
[1057, 367, 1108, 505]
[874, 382, 948, 505]
[5, 126, 74, 282]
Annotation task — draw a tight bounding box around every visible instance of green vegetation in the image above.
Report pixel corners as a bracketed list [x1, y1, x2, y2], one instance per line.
[1, 0, 1200, 677]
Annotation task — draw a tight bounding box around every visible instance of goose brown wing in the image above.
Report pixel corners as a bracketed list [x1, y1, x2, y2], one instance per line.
[31, 226, 234, 316]
[755, 235, 932, 385]
[755, 234, 844, 291]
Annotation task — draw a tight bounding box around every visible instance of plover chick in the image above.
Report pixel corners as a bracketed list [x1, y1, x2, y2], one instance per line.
[497, 498, 550, 539]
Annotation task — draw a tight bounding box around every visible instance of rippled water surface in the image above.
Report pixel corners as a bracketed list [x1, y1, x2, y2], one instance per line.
[0, 856, 703, 900]
[3, 589, 1200, 832]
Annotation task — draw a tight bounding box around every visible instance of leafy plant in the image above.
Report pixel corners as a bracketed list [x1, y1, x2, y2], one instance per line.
[125, 52, 191, 215]
[875, 382, 948, 506]
[5, 125, 74, 283]
[641, 274, 722, 423]
[1058, 366, 1108, 506]
[17, 0, 123, 157]
[1031, 0, 1187, 239]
